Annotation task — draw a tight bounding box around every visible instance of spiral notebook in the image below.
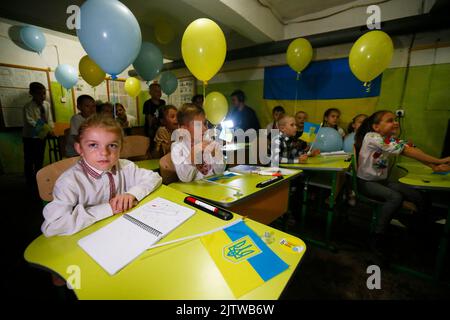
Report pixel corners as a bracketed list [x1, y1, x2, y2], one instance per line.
[78, 197, 195, 275]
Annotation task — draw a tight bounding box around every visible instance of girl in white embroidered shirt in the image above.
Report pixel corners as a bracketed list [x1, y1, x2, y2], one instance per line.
[42, 114, 162, 237]
[354, 110, 449, 254]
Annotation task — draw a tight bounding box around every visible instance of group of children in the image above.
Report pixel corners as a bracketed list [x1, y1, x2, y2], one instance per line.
[36, 82, 450, 261]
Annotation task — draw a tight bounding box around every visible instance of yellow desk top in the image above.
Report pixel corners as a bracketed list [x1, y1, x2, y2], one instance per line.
[135, 159, 160, 171]
[24, 185, 305, 300]
[397, 159, 450, 190]
[169, 169, 302, 207]
[280, 155, 352, 172]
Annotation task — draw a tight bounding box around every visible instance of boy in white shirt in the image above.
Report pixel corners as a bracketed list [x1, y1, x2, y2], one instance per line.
[66, 95, 96, 157]
[42, 114, 162, 237]
[171, 103, 225, 182]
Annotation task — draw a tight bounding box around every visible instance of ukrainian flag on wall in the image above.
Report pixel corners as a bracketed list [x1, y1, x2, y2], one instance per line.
[263, 58, 382, 130]
[201, 221, 289, 298]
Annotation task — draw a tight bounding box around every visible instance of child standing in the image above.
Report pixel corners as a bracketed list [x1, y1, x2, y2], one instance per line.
[355, 110, 449, 250]
[171, 104, 225, 182]
[153, 105, 178, 158]
[143, 83, 166, 141]
[322, 108, 345, 137]
[266, 106, 285, 131]
[22, 82, 54, 190]
[66, 95, 96, 157]
[41, 114, 162, 237]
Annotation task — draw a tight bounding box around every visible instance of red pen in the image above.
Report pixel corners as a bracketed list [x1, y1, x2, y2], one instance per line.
[185, 196, 219, 213]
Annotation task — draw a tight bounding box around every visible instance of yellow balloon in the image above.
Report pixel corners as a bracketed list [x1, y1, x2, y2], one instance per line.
[204, 92, 228, 125]
[79, 55, 105, 87]
[286, 38, 313, 73]
[181, 18, 226, 83]
[124, 77, 141, 98]
[155, 19, 175, 45]
[349, 31, 394, 83]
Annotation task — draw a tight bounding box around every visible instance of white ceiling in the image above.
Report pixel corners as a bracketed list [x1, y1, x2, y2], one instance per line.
[259, 0, 356, 22]
[0, 0, 430, 60]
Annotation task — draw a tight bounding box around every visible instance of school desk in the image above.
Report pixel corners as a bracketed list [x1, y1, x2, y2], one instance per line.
[135, 159, 160, 172]
[280, 155, 352, 250]
[396, 159, 450, 281]
[169, 169, 303, 225]
[24, 185, 306, 300]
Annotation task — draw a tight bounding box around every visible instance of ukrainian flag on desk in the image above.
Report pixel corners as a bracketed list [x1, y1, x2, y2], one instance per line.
[201, 221, 288, 298]
[263, 58, 382, 129]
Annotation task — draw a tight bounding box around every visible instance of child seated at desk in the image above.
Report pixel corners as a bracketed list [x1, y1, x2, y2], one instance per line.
[322, 108, 345, 137]
[276, 115, 320, 164]
[355, 110, 450, 253]
[171, 103, 225, 182]
[42, 114, 162, 237]
[153, 105, 178, 158]
[66, 95, 96, 157]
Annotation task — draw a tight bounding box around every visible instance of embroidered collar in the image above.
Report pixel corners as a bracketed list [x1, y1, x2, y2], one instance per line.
[79, 158, 117, 179]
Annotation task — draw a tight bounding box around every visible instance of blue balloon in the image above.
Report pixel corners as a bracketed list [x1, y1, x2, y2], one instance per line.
[133, 42, 163, 81]
[314, 127, 343, 152]
[343, 132, 355, 153]
[76, 0, 141, 77]
[20, 26, 46, 53]
[160, 72, 178, 95]
[55, 64, 78, 89]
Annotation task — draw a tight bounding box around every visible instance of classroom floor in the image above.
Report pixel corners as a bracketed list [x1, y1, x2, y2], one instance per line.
[1, 173, 449, 300]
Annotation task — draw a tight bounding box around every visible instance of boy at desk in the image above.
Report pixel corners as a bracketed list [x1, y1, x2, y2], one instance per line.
[42, 114, 162, 237]
[171, 104, 225, 182]
[275, 115, 320, 164]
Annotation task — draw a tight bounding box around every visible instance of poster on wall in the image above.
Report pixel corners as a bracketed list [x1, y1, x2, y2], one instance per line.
[0, 64, 51, 129]
[162, 77, 196, 108]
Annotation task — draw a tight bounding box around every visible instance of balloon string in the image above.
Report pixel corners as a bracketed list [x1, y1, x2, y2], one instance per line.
[202, 81, 206, 107]
[294, 72, 300, 114]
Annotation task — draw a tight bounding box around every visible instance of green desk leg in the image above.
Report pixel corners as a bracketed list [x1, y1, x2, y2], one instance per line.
[326, 172, 337, 246]
[301, 175, 309, 230]
[435, 206, 450, 280]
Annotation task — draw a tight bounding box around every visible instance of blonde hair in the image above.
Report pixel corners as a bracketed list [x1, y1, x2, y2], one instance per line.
[76, 114, 124, 144]
[277, 115, 295, 128]
[177, 103, 205, 126]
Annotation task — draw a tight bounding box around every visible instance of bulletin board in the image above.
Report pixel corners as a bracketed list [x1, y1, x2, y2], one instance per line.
[0, 63, 53, 130]
[162, 76, 196, 108]
[73, 77, 139, 126]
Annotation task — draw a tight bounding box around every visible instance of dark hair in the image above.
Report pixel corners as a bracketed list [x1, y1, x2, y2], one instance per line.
[29, 82, 45, 94]
[231, 89, 245, 103]
[191, 94, 204, 103]
[77, 94, 95, 107]
[149, 82, 160, 89]
[354, 110, 392, 157]
[323, 108, 341, 129]
[177, 103, 205, 125]
[347, 114, 368, 133]
[272, 106, 285, 114]
[158, 104, 177, 121]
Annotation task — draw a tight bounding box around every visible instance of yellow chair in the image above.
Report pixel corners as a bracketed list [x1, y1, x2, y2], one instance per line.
[121, 135, 150, 161]
[159, 153, 179, 185]
[36, 157, 80, 202]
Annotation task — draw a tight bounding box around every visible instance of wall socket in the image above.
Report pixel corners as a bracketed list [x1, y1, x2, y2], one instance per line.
[60, 97, 67, 103]
[395, 109, 405, 118]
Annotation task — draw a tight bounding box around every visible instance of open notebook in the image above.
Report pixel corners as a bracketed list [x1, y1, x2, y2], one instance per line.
[78, 197, 196, 275]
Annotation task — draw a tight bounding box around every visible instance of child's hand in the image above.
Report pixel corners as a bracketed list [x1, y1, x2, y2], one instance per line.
[432, 164, 450, 172]
[440, 156, 450, 164]
[196, 163, 211, 175]
[310, 149, 321, 156]
[109, 193, 137, 214]
[298, 154, 308, 163]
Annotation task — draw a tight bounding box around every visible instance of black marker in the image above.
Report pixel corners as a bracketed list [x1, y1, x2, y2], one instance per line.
[184, 196, 233, 220]
[256, 175, 283, 188]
